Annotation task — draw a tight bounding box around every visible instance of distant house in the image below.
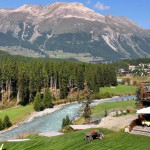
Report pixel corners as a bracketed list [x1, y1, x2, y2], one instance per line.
[117, 78, 122, 83]
[129, 65, 136, 71]
[122, 71, 132, 76]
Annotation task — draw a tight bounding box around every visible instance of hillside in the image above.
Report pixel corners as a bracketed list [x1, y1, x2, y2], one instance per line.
[0, 2, 150, 61]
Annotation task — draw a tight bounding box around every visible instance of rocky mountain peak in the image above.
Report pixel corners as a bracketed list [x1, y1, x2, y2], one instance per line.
[0, 2, 149, 61]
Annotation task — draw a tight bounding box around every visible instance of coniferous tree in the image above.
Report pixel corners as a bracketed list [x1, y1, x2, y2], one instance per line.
[59, 66, 69, 99]
[62, 118, 66, 128]
[82, 80, 93, 103]
[43, 88, 53, 108]
[0, 119, 3, 131]
[0, 55, 117, 105]
[83, 103, 91, 123]
[3, 115, 12, 128]
[66, 115, 72, 125]
[33, 92, 43, 111]
[61, 115, 72, 128]
[17, 64, 29, 105]
[76, 65, 84, 90]
[136, 87, 141, 109]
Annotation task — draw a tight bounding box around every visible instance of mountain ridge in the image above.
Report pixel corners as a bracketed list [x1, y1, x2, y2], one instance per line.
[0, 2, 150, 62]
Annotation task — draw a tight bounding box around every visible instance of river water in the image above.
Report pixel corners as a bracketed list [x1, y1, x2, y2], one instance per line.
[0, 95, 136, 141]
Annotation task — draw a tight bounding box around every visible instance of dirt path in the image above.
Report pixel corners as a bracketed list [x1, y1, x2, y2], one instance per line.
[98, 114, 137, 131]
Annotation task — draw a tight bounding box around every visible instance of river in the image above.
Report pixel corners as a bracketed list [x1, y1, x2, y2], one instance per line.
[0, 95, 136, 141]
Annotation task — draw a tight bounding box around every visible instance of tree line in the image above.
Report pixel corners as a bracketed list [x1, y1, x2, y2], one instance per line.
[0, 58, 117, 106]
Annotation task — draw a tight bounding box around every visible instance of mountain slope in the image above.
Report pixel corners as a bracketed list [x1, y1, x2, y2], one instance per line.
[0, 2, 150, 61]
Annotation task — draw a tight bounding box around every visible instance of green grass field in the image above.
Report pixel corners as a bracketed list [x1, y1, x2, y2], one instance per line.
[91, 100, 136, 118]
[74, 100, 136, 124]
[0, 104, 34, 124]
[100, 85, 137, 96]
[1, 128, 150, 150]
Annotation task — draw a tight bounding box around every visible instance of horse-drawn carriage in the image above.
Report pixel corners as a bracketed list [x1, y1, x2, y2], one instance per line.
[84, 130, 104, 142]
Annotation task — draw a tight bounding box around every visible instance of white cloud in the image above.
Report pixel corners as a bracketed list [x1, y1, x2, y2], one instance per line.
[87, 0, 91, 5]
[94, 2, 110, 11]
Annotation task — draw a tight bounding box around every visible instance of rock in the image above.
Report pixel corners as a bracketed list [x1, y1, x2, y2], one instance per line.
[124, 127, 129, 133]
[117, 111, 122, 115]
[109, 112, 116, 117]
[123, 110, 127, 113]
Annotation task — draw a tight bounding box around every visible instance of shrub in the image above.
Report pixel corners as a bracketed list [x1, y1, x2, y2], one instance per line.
[99, 92, 113, 99]
[104, 109, 108, 117]
[133, 81, 137, 86]
[3, 115, 12, 128]
[0, 105, 6, 110]
[67, 98, 76, 103]
[126, 106, 132, 113]
[62, 126, 73, 133]
[90, 93, 101, 100]
[0, 119, 3, 131]
[121, 78, 130, 85]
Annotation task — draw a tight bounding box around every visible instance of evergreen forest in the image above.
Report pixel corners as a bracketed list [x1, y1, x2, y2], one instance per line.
[0, 51, 117, 106]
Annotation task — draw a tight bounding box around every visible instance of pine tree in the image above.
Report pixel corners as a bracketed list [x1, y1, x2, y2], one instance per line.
[65, 115, 71, 125]
[76, 65, 84, 90]
[3, 115, 12, 128]
[62, 118, 66, 128]
[59, 66, 69, 99]
[33, 92, 43, 111]
[136, 87, 141, 109]
[82, 80, 93, 103]
[43, 88, 53, 108]
[83, 103, 91, 123]
[61, 115, 72, 128]
[17, 64, 29, 105]
[0, 119, 3, 131]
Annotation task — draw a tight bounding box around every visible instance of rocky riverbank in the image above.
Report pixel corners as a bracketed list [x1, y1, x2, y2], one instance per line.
[0, 102, 77, 135]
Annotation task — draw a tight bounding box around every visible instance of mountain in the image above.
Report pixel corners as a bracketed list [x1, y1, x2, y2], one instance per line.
[0, 2, 150, 62]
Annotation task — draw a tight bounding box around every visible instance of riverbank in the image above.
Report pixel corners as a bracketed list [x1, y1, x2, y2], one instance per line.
[0, 102, 78, 134]
[0, 95, 136, 135]
[74, 96, 136, 125]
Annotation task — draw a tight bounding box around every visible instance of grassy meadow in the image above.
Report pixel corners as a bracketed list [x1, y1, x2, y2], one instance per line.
[0, 104, 34, 124]
[100, 85, 137, 96]
[74, 100, 136, 124]
[1, 128, 150, 150]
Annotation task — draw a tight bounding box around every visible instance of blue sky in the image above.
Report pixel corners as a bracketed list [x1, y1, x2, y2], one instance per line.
[0, 0, 150, 29]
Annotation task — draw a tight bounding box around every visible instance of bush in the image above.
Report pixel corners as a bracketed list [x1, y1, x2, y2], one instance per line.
[0, 105, 6, 110]
[121, 78, 130, 85]
[3, 115, 12, 128]
[133, 81, 137, 86]
[67, 98, 76, 103]
[62, 126, 73, 133]
[126, 106, 132, 113]
[99, 92, 113, 99]
[0, 119, 3, 131]
[90, 93, 101, 100]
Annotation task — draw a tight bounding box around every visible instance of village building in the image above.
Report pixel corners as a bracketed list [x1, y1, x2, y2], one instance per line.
[129, 65, 136, 71]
